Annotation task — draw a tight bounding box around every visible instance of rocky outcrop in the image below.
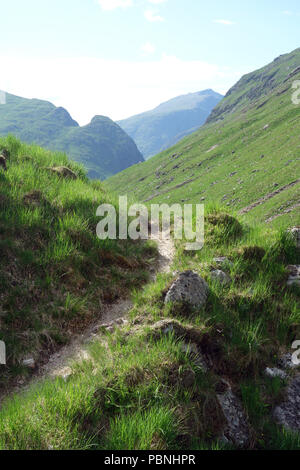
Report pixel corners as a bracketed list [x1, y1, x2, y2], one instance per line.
[165, 271, 209, 307]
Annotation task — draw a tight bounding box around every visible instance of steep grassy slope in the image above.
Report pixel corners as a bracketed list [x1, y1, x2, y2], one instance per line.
[107, 48, 300, 227]
[0, 135, 155, 388]
[118, 90, 223, 159]
[0, 206, 299, 450]
[0, 93, 143, 179]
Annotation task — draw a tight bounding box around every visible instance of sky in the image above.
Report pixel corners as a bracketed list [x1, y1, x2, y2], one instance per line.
[0, 0, 299, 124]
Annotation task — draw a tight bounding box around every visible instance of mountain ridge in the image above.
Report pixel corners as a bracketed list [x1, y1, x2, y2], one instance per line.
[0, 92, 143, 179]
[117, 89, 223, 159]
[106, 47, 300, 228]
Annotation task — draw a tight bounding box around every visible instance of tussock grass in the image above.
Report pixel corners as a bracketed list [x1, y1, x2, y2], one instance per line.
[0, 135, 156, 385]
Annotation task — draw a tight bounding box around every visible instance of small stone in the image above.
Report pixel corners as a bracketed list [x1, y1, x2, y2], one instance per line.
[265, 367, 287, 380]
[279, 353, 299, 370]
[47, 166, 77, 180]
[288, 227, 300, 249]
[22, 358, 36, 369]
[0, 155, 7, 171]
[210, 269, 231, 286]
[286, 265, 300, 287]
[213, 257, 233, 267]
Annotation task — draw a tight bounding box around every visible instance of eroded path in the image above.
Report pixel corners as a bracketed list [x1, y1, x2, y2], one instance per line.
[1, 231, 175, 393]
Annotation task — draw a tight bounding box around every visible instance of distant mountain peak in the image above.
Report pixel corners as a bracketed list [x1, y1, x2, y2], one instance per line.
[118, 89, 223, 159]
[0, 92, 143, 179]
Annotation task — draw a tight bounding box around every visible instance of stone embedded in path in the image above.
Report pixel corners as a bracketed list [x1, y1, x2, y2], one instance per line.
[273, 375, 300, 432]
[210, 269, 231, 286]
[216, 379, 250, 448]
[165, 271, 209, 307]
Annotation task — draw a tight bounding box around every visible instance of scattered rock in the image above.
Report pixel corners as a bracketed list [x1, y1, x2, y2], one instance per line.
[217, 380, 250, 447]
[286, 265, 300, 287]
[210, 269, 231, 286]
[288, 227, 300, 249]
[278, 353, 299, 371]
[181, 368, 196, 388]
[1, 148, 10, 159]
[264, 367, 287, 380]
[213, 257, 233, 267]
[206, 144, 219, 153]
[165, 271, 209, 308]
[22, 190, 43, 207]
[22, 358, 36, 369]
[47, 166, 77, 180]
[180, 342, 208, 371]
[273, 375, 300, 433]
[0, 155, 7, 171]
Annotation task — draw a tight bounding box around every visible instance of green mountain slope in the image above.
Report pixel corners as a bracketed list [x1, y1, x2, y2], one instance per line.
[0, 135, 154, 388]
[117, 89, 223, 159]
[0, 93, 143, 179]
[107, 48, 300, 227]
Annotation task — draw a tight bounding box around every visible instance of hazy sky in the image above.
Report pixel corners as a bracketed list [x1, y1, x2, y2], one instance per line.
[0, 0, 299, 124]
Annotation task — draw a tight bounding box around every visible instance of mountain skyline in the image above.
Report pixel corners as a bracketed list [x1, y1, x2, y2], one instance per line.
[1, 1, 300, 124]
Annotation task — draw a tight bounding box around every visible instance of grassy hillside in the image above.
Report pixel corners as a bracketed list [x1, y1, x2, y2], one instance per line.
[0, 205, 299, 450]
[0, 135, 155, 390]
[107, 48, 300, 227]
[118, 90, 222, 160]
[0, 93, 143, 179]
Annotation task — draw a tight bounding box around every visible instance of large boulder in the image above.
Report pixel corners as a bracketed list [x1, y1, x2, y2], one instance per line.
[165, 271, 209, 308]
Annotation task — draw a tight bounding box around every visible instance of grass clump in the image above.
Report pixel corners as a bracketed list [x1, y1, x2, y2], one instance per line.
[0, 135, 156, 386]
